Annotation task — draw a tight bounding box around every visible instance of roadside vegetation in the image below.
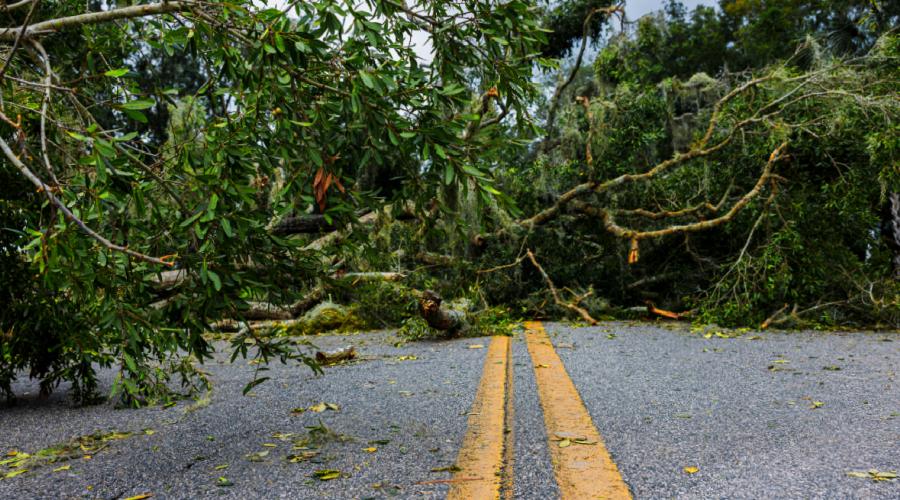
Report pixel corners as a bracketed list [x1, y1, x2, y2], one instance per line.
[1, 0, 897, 405]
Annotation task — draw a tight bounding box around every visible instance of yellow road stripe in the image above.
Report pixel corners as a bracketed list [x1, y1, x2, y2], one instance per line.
[448, 335, 512, 499]
[502, 333, 515, 500]
[524, 321, 632, 500]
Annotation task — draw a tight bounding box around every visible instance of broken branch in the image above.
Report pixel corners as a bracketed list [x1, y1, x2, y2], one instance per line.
[525, 249, 597, 325]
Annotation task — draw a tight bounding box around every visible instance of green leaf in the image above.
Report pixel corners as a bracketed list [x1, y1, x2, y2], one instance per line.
[480, 183, 501, 195]
[313, 469, 342, 481]
[104, 68, 130, 78]
[243, 377, 270, 395]
[207, 270, 222, 292]
[123, 353, 138, 373]
[444, 164, 455, 185]
[441, 83, 467, 96]
[114, 131, 139, 142]
[123, 109, 148, 123]
[94, 139, 116, 158]
[221, 218, 233, 237]
[462, 165, 485, 177]
[120, 98, 155, 110]
[358, 71, 375, 89]
[309, 149, 323, 168]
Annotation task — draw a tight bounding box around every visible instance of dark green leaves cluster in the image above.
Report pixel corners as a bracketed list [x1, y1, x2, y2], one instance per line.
[0, 0, 546, 404]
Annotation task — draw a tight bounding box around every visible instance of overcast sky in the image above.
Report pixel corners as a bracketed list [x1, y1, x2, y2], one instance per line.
[625, 0, 717, 20]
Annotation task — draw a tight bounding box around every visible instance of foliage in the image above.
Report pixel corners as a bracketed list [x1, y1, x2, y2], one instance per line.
[396, 304, 518, 341]
[0, 0, 546, 404]
[595, 0, 899, 86]
[494, 27, 900, 328]
[540, 0, 619, 58]
[1, 0, 898, 407]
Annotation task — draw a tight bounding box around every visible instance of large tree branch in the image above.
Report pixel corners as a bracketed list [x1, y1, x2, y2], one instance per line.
[572, 142, 789, 241]
[519, 73, 777, 230]
[30, 39, 60, 185]
[525, 249, 597, 325]
[603, 142, 787, 240]
[614, 182, 733, 221]
[0, 1, 191, 40]
[0, 0, 35, 12]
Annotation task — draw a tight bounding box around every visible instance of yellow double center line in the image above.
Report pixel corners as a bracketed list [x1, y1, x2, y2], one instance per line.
[449, 321, 631, 499]
[448, 335, 513, 499]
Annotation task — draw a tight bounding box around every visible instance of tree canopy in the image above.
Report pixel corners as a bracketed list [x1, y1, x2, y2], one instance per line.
[2, 0, 898, 405]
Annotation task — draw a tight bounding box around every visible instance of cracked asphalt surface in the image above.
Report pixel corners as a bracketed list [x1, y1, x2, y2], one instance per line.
[1, 322, 897, 499]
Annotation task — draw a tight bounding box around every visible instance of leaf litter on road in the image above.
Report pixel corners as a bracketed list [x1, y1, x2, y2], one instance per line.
[430, 465, 462, 473]
[245, 450, 269, 462]
[313, 469, 342, 480]
[287, 451, 320, 463]
[552, 432, 596, 447]
[308, 402, 340, 413]
[847, 469, 897, 482]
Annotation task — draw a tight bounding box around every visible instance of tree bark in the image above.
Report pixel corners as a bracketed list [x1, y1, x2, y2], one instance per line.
[882, 192, 900, 279]
[315, 346, 356, 365]
[418, 290, 467, 334]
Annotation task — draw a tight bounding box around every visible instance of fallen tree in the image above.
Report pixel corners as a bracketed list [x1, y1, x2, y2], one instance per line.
[417, 290, 469, 335]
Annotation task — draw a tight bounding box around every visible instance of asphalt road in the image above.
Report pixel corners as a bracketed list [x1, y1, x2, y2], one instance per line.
[1, 322, 897, 499]
[547, 322, 900, 500]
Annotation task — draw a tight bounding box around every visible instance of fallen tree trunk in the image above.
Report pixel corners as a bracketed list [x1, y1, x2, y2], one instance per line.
[304, 201, 415, 252]
[240, 272, 405, 321]
[315, 346, 356, 365]
[216, 301, 361, 335]
[151, 269, 187, 289]
[244, 301, 293, 320]
[153, 202, 416, 289]
[414, 252, 455, 267]
[289, 286, 326, 318]
[336, 271, 406, 282]
[418, 290, 468, 335]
